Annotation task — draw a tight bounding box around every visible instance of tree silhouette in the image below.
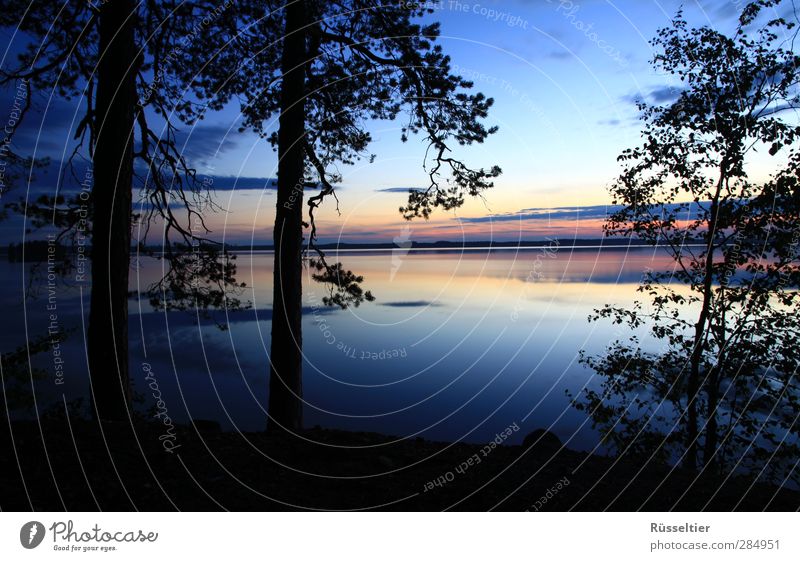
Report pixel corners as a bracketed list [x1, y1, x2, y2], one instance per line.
[173, 1, 501, 431]
[0, 1, 246, 421]
[572, 0, 800, 482]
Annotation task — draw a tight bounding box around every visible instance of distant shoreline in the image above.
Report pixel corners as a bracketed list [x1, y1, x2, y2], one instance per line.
[3, 238, 706, 258]
[249, 243, 703, 253]
[224, 238, 696, 252]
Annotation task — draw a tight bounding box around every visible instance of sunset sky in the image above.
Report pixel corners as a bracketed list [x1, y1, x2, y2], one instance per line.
[1, 0, 793, 245]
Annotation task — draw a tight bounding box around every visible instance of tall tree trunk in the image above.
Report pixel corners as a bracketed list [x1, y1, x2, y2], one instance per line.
[686, 317, 705, 469]
[686, 178, 723, 469]
[703, 369, 720, 469]
[88, 0, 137, 422]
[703, 302, 725, 470]
[267, 0, 307, 432]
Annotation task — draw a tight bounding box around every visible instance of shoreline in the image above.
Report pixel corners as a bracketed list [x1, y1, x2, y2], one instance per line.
[2, 417, 797, 511]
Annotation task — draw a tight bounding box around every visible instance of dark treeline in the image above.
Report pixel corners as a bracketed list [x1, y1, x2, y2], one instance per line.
[6, 241, 67, 262]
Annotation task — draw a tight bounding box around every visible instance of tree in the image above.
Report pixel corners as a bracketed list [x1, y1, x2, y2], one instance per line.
[0, 1, 245, 421]
[173, 0, 501, 431]
[88, 0, 138, 422]
[572, 0, 800, 483]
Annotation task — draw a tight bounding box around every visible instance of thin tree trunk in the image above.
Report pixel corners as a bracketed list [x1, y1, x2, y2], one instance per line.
[703, 369, 720, 468]
[88, 0, 137, 422]
[703, 298, 726, 470]
[686, 177, 724, 469]
[686, 315, 706, 469]
[267, 0, 307, 433]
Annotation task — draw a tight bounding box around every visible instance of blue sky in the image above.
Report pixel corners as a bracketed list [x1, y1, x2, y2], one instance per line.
[1, 0, 795, 244]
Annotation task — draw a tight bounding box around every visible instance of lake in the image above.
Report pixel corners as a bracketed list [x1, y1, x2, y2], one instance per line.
[3, 245, 677, 449]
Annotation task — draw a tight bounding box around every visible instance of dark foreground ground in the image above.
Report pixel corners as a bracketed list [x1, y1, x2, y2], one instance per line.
[1, 417, 797, 511]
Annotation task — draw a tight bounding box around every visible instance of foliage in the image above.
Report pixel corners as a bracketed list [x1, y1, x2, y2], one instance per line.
[571, 0, 800, 483]
[309, 258, 375, 309]
[0, 0, 248, 318]
[169, 0, 501, 306]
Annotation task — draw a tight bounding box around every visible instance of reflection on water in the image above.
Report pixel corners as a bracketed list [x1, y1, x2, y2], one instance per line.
[3, 246, 677, 448]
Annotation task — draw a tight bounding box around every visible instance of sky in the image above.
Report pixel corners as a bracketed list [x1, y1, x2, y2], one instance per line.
[0, 0, 796, 245]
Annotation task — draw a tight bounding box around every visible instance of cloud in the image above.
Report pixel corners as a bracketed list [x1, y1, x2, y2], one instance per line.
[546, 50, 574, 61]
[622, 85, 684, 106]
[649, 86, 682, 103]
[380, 300, 441, 308]
[0, 86, 84, 156]
[173, 124, 241, 165]
[695, 0, 739, 20]
[1, 157, 279, 195]
[459, 202, 706, 224]
[203, 176, 277, 191]
[375, 187, 424, 193]
[0, 84, 246, 172]
[459, 204, 615, 224]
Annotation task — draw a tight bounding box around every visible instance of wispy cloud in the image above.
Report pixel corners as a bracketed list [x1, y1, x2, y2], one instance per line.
[622, 85, 684, 105]
[375, 187, 424, 193]
[459, 204, 616, 224]
[459, 202, 706, 224]
[380, 300, 441, 308]
[201, 176, 277, 191]
[173, 124, 240, 165]
[2, 158, 280, 195]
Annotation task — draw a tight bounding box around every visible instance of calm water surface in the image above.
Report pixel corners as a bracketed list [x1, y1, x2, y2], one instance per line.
[4, 246, 678, 448]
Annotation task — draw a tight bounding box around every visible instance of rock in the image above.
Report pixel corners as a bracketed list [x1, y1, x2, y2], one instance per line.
[522, 429, 562, 451]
